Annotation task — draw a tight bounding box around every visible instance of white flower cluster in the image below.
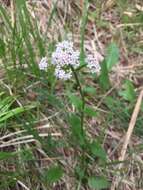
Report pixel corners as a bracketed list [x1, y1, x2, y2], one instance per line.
[39, 57, 48, 70]
[38, 41, 102, 80]
[51, 41, 80, 80]
[86, 54, 101, 73]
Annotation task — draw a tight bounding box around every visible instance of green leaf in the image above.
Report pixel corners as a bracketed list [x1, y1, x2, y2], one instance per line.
[0, 104, 36, 124]
[69, 114, 85, 146]
[44, 166, 63, 184]
[88, 176, 110, 190]
[83, 87, 96, 95]
[99, 43, 119, 90]
[0, 152, 16, 160]
[90, 141, 106, 161]
[68, 93, 82, 110]
[119, 80, 136, 102]
[47, 93, 63, 109]
[20, 149, 34, 162]
[106, 43, 119, 71]
[99, 60, 110, 90]
[75, 165, 85, 180]
[84, 106, 97, 117]
[0, 39, 5, 57]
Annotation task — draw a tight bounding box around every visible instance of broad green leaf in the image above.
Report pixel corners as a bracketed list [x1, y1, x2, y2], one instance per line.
[88, 176, 110, 189]
[119, 80, 136, 102]
[106, 43, 119, 71]
[90, 141, 106, 161]
[44, 166, 63, 184]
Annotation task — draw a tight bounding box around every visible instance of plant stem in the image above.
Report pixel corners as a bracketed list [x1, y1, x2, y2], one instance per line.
[70, 66, 87, 187]
[77, 180, 81, 190]
[70, 66, 85, 135]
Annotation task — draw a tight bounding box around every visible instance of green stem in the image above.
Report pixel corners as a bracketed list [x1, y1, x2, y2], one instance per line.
[77, 180, 81, 190]
[70, 66, 85, 131]
[76, 63, 87, 71]
[74, 1, 88, 186]
[70, 67, 87, 186]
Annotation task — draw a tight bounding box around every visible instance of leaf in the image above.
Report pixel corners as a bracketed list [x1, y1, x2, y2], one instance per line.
[99, 60, 110, 90]
[106, 43, 119, 71]
[84, 106, 97, 117]
[99, 43, 119, 90]
[90, 141, 106, 161]
[119, 80, 136, 102]
[20, 149, 34, 162]
[88, 176, 110, 190]
[83, 87, 96, 95]
[44, 166, 63, 184]
[69, 114, 85, 146]
[68, 93, 82, 110]
[104, 96, 115, 109]
[0, 152, 16, 160]
[47, 93, 63, 109]
[0, 39, 5, 57]
[75, 165, 85, 180]
[0, 104, 36, 124]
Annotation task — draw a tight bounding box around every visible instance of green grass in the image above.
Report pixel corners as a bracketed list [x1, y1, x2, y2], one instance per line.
[0, 0, 143, 190]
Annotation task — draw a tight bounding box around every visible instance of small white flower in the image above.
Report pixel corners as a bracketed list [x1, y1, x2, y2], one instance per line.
[39, 57, 48, 70]
[55, 67, 72, 80]
[86, 54, 101, 73]
[56, 40, 73, 52]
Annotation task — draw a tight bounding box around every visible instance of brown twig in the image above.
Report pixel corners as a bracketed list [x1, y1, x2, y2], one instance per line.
[119, 89, 143, 164]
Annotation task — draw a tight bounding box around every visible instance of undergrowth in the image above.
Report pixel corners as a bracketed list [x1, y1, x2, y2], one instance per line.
[0, 0, 143, 190]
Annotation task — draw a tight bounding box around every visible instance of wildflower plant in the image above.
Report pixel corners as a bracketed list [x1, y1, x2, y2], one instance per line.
[21, 39, 119, 189]
[39, 40, 102, 149]
[39, 41, 102, 132]
[38, 40, 115, 188]
[39, 41, 102, 129]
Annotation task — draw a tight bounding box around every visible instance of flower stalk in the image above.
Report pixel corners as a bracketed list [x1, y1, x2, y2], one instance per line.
[70, 65, 85, 133]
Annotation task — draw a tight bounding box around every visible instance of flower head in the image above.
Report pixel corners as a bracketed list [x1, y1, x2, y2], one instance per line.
[55, 67, 72, 80]
[56, 40, 73, 52]
[51, 41, 80, 80]
[39, 57, 48, 70]
[86, 54, 101, 73]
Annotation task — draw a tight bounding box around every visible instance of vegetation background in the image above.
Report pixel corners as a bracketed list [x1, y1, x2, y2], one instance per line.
[0, 0, 143, 189]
